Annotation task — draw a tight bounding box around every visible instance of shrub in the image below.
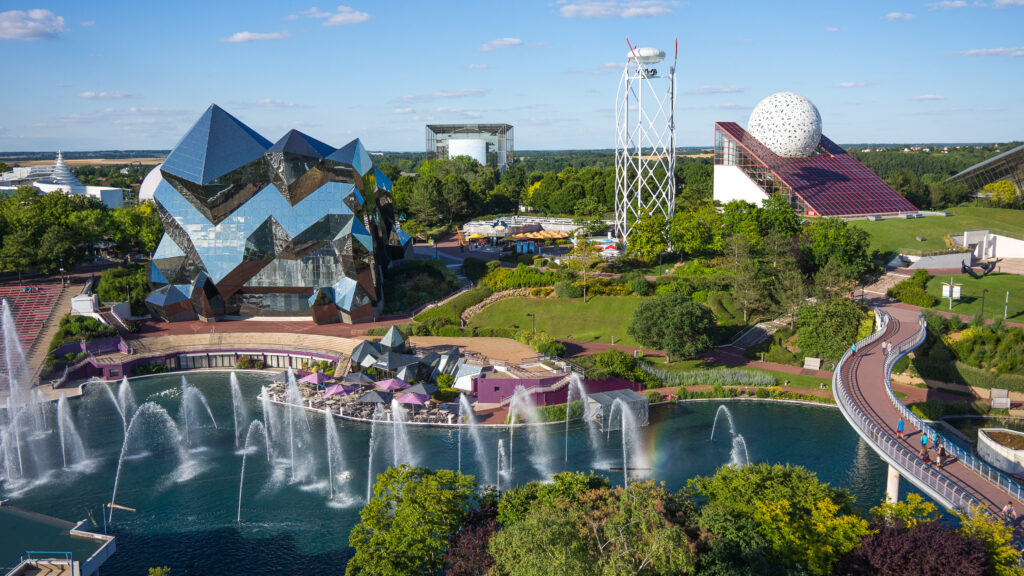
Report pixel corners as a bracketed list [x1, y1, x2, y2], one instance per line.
[432, 387, 460, 402]
[626, 273, 652, 296]
[517, 254, 536, 265]
[888, 270, 937, 308]
[644, 390, 662, 403]
[691, 290, 708, 303]
[436, 325, 464, 337]
[382, 259, 460, 314]
[47, 314, 118, 352]
[461, 257, 488, 283]
[486, 260, 502, 270]
[796, 298, 867, 360]
[97, 264, 150, 314]
[133, 362, 168, 376]
[642, 363, 775, 388]
[436, 373, 455, 388]
[554, 280, 583, 299]
[482, 264, 557, 291]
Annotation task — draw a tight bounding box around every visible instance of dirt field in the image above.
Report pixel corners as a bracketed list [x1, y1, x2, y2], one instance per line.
[12, 157, 165, 167]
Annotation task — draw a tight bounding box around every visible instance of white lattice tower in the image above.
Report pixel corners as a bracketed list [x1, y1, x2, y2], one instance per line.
[615, 44, 676, 243]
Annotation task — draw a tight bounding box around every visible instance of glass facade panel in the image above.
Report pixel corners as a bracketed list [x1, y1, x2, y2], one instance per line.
[147, 106, 413, 323]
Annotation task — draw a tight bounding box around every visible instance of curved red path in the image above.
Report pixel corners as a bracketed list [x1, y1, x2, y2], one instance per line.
[841, 305, 1024, 531]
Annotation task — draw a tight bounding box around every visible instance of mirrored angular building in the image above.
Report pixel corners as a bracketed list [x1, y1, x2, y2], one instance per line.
[944, 143, 1024, 194]
[145, 105, 412, 323]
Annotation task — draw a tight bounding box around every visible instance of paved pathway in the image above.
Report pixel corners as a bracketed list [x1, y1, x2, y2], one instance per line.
[837, 304, 1024, 534]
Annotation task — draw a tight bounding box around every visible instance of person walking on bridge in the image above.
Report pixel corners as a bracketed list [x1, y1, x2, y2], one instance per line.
[1002, 501, 1017, 524]
[937, 444, 948, 467]
[896, 419, 905, 438]
[920, 432, 929, 449]
[851, 343, 857, 356]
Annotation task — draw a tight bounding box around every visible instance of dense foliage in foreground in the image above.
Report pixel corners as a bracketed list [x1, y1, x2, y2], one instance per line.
[346, 464, 1020, 576]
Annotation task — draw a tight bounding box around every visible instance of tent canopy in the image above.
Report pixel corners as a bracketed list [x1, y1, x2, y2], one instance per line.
[395, 392, 430, 405]
[358, 390, 393, 404]
[405, 382, 439, 396]
[375, 377, 409, 391]
[324, 384, 359, 397]
[300, 371, 333, 385]
[343, 372, 375, 384]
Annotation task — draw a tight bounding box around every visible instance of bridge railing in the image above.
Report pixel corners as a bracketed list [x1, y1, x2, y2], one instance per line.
[832, 311, 980, 511]
[880, 313, 1024, 504]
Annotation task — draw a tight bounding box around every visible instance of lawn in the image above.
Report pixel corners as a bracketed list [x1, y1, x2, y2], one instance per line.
[467, 295, 644, 346]
[923, 273, 1024, 321]
[849, 207, 1024, 257]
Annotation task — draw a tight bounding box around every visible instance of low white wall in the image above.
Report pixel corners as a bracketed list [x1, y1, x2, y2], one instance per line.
[713, 165, 769, 206]
[978, 428, 1024, 475]
[908, 252, 971, 269]
[991, 234, 1024, 259]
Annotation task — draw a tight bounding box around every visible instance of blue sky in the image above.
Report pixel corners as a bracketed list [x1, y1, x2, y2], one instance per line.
[0, 0, 1021, 152]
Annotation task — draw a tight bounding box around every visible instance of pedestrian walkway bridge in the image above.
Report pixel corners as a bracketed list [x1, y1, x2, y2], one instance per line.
[833, 305, 1024, 533]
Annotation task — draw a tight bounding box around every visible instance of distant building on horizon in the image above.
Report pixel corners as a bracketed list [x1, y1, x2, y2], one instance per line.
[425, 123, 513, 172]
[713, 92, 917, 218]
[0, 151, 126, 209]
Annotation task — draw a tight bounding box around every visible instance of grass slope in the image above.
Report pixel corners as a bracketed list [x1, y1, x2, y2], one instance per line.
[849, 207, 1024, 256]
[467, 295, 644, 346]
[924, 273, 1024, 321]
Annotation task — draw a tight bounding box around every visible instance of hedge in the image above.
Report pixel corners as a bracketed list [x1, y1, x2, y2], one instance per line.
[642, 363, 775, 388]
[888, 270, 937, 308]
[413, 285, 493, 323]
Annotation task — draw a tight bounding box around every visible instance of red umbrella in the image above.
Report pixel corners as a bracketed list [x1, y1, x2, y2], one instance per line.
[395, 392, 430, 405]
[375, 378, 410, 391]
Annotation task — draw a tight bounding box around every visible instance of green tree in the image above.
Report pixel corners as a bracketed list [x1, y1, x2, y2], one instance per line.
[690, 463, 867, 576]
[984, 180, 1019, 207]
[626, 211, 667, 264]
[887, 169, 930, 209]
[409, 174, 443, 226]
[953, 506, 1024, 576]
[490, 480, 694, 576]
[0, 228, 36, 283]
[148, 568, 171, 576]
[727, 234, 764, 323]
[669, 202, 723, 256]
[568, 237, 598, 302]
[868, 493, 937, 530]
[628, 293, 714, 359]
[796, 297, 865, 359]
[108, 204, 162, 253]
[497, 471, 610, 526]
[757, 194, 800, 238]
[347, 465, 481, 576]
[37, 227, 78, 275]
[801, 218, 873, 282]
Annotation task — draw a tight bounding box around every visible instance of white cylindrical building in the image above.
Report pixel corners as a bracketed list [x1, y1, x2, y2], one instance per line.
[447, 139, 488, 166]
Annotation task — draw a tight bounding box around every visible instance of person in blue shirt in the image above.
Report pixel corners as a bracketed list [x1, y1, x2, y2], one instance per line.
[851, 343, 857, 356]
[920, 433, 929, 447]
[896, 419, 905, 438]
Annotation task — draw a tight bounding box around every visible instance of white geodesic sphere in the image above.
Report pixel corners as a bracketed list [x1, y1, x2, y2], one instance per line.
[747, 92, 822, 157]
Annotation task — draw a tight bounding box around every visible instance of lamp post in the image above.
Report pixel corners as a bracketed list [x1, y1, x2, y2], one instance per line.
[981, 289, 989, 321]
[1006, 291, 1010, 320]
[525, 313, 535, 334]
[452, 303, 460, 328]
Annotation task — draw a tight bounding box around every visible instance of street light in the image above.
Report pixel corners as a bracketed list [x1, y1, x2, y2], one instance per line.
[452, 303, 460, 328]
[982, 289, 989, 321]
[525, 312, 536, 334]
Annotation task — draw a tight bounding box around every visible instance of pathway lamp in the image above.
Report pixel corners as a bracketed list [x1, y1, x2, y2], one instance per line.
[981, 289, 989, 321]
[525, 312, 536, 334]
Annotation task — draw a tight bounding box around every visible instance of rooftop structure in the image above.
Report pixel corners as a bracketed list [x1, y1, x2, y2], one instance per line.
[713, 92, 917, 217]
[425, 123, 513, 172]
[0, 152, 126, 209]
[944, 143, 1024, 193]
[145, 105, 412, 324]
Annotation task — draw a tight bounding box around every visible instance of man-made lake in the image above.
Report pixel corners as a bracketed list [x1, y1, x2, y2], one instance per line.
[2, 372, 900, 575]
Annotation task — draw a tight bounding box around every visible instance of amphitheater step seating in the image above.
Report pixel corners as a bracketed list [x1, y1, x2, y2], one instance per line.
[0, 283, 63, 357]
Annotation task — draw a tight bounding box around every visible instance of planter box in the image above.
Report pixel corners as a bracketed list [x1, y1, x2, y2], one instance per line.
[978, 428, 1024, 475]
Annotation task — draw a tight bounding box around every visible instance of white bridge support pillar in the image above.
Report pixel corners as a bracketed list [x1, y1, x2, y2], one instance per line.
[886, 464, 901, 503]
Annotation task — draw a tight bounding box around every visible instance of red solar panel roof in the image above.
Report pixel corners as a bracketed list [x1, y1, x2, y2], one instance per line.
[716, 122, 918, 217]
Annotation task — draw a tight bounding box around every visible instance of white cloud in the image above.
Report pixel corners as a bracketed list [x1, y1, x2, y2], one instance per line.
[835, 81, 876, 88]
[885, 11, 914, 19]
[688, 85, 743, 95]
[399, 88, 489, 103]
[911, 94, 946, 101]
[927, 0, 968, 7]
[325, 6, 371, 25]
[0, 9, 65, 40]
[479, 37, 522, 51]
[78, 91, 138, 100]
[393, 107, 414, 114]
[463, 64, 489, 70]
[286, 5, 370, 24]
[230, 99, 306, 109]
[221, 31, 290, 42]
[951, 45, 1024, 56]
[825, 26, 839, 32]
[560, 1, 678, 18]
[995, 0, 1024, 6]
[80, 20, 95, 27]
[431, 107, 482, 119]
